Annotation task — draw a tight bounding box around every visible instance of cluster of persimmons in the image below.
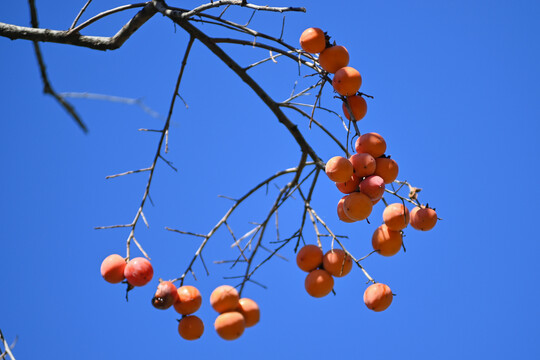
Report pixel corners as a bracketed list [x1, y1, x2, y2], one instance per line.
[299, 27, 438, 312]
[100, 255, 259, 341]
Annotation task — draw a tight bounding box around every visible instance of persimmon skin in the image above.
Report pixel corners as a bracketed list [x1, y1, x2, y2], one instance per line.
[210, 285, 240, 313]
[174, 285, 202, 315]
[337, 196, 356, 223]
[374, 157, 399, 184]
[364, 283, 393, 312]
[237, 298, 260, 328]
[359, 175, 385, 201]
[296, 245, 324, 272]
[152, 281, 179, 310]
[100, 254, 126, 284]
[214, 312, 245, 341]
[372, 224, 403, 257]
[319, 45, 349, 73]
[305, 269, 334, 298]
[410, 206, 437, 231]
[332, 67, 362, 96]
[178, 315, 204, 340]
[325, 156, 354, 183]
[124, 257, 153, 287]
[355, 133, 386, 158]
[383, 203, 410, 231]
[349, 153, 376, 178]
[342, 95, 367, 122]
[322, 249, 353, 277]
[343, 192, 373, 221]
[299, 27, 326, 54]
[336, 175, 361, 194]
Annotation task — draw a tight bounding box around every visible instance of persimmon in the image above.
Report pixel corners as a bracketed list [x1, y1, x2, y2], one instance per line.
[364, 283, 393, 312]
[337, 196, 356, 223]
[210, 285, 239, 313]
[214, 311, 245, 340]
[174, 285, 202, 315]
[383, 203, 410, 231]
[178, 315, 204, 340]
[319, 45, 349, 73]
[299, 27, 326, 54]
[349, 153, 376, 178]
[336, 175, 361, 194]
[342, 95, 367, 121]
[374, 157, 399, 184]
[152, 281, 179, 310]
[304, 269, 334, 298]
[332, 66, 362, 96]
[237, 298, 260, 328]
[322, 249, 352, 277]
[100, 254, 126, 284]
[343, 192, 373, 221]
[359, 175, 385, 201]
[325, 156, 354, 182]
[296, 244, 323, 272]
[410, 206, 438, 231]
[355, 133, 386, 158]
[124, 257, 153, 287]
[372, 224, 402, 257]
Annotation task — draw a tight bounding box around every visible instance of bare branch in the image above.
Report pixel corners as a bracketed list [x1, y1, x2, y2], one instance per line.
[70, 0, 93, 30]
[69, 3, 148, 34]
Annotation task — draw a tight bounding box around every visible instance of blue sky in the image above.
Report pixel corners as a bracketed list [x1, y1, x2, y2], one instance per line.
[1, 0, 540, 358]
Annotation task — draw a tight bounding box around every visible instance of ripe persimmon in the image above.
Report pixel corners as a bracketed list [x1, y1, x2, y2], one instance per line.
[304, 269, 334, 298]
[349, 153, 376, 178]
[336, 175, 361, 194]
[383, 203, 410, 231]
[322, 249, 353, 277]
[372, 224, 402, 257]
[100, 254, 126, 284]
[152, 281, 179, 310]
[343, 192, 373, 221]
[296, 244, 323, 272]
[178, 315, 204, 340]
[374, 157, 399, 184]
[319, 45, 349, 73]
[364, 283, 393, 312]
[299, 27, 326, 54]
[174, 285, 202, 315]
[359, 175, 385, 201]
[337, 196, 356, 223]
[214, 311, 245, 340]
[237, 298, 260, 328]
[325, 156, 354, 182]
[210, 285, 239, 313]
[410, 206, 438, 231]
[124, 257, 153, 287]
[355, 133, 386, 158]
[332, 67, 362, 96]
[342, 95, 367, 122]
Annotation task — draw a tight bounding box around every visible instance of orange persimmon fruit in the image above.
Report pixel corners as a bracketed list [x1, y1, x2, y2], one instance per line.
[343, 192, 373, 221]
[322, 249, 353, 277]
[100, 254, 126, 284]
[332, 66, 362, 96]
[319, 45, 349, 73]
[325, 156, 354, 182]
[214, 311, 245, 340]
[304, 269, 334, 298]
[342, 95, 367, 121]
[124, 257, 153, 287]
[410, 206, 438, 231]
[337, 196, 356, 223]
[355, 133, 386, 158]
[364, 283, 393, 312]
[359, 175, 385, 202]
[383, 203, 410, 231]
[178, 315, 204, 340]
[296, 244, 323, 272]
[374, 157, 399, 184]
[237, 298, 260, 328]
[349, 153, 376, 178]
[152, 281, 179, 310]
[174, 285, 202, 315]
[299, 27, 326, 54]
[210, 285, 240, 313]
[336, 175, 361, 194]
[372, 224, 402, 257]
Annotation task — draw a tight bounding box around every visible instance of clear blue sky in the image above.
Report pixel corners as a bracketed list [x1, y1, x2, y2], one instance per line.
[1, 0, 540, 358]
